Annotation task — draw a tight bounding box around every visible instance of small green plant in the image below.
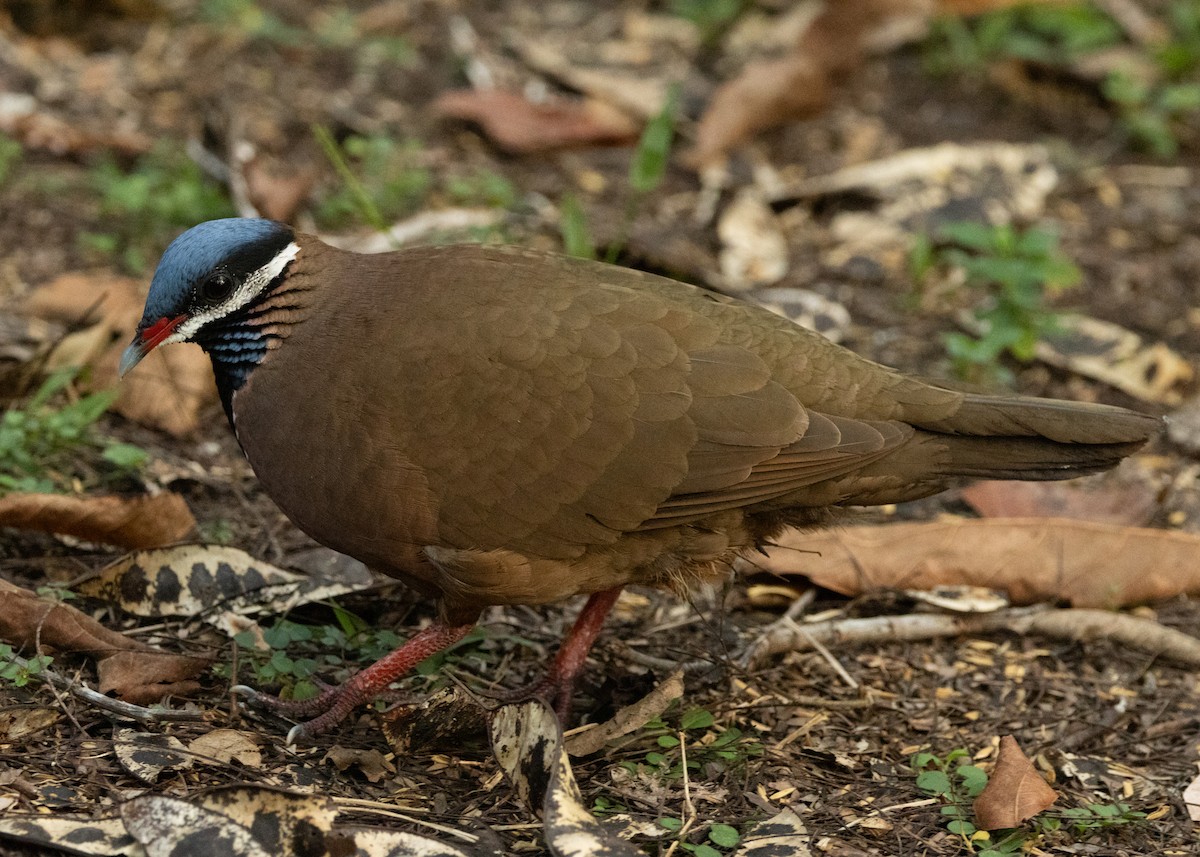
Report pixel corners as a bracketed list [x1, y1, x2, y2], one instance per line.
[0, 644, 53, 688]
[914, 748, 1148, 855]
[556, 83, 679, 263]
[912, 221, 1079, 383]
[200, 0, 304, 45]
[590, 795, 628, 817]
[621, 706, 762, 781]
[228, 610, 487, 701]
[313, 128, 433, 232]
[670, 0, 746, 46]
[445, 169, 516, 210]
[80, 142, 235, 273]
[657, 817, 742, 857]
[0, 134, 22, 186]
[618, 81, 680, 260]
[1044, 802, 1147, 835]
[1104, 71, 1200, 157]
[914, 749, 990, 847]
[923, 5, 1123, 74]
[924, 2, 1200, 158]
[558, 193, 596, 260]
[0, 369, 147, 494]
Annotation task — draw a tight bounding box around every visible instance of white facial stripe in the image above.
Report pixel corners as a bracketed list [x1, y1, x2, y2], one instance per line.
[160, 241, 300, 346]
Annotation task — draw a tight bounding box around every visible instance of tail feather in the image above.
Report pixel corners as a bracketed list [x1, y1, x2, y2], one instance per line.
[913, 393, 1161, 446]
[936, 434, 1148, 481]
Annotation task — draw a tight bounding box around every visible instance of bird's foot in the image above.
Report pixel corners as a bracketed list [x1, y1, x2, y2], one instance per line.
[231, 621, 475, 744]
[491, 587, 623, 721]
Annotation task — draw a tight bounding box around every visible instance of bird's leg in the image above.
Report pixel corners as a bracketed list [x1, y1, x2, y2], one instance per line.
[232, 620, 474, 743]
[500, 586, 623, 720]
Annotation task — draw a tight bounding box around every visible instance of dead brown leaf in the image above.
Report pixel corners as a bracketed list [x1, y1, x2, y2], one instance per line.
[243, 158, 317, 223]
[21, 272, 217, 436]
[188, 729, 262, 768]
[0, 95, 152, 157]
[758, 518, 1200, 608]
[0, 577, 208, 702]
[0, 492, 194, 549]
[690, 0, 924, 167]
[323, 746, 396, 784]
[96, 650, 207, 704]
[434, 89, 639, 154]
[974, 735, 1057, 829]
[960, 480, 1157, 526]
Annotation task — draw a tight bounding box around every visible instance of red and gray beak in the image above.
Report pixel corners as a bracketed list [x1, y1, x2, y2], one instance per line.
[119, 314, 186, 376]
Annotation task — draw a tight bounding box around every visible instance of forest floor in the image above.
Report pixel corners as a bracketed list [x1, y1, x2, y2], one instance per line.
[0, 1, 1199, 855]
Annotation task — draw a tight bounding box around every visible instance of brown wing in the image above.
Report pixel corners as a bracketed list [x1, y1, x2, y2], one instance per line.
[343, 245, 923, 560]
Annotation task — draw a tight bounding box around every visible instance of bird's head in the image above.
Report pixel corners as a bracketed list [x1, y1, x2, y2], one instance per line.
[120, 218, 298, 375]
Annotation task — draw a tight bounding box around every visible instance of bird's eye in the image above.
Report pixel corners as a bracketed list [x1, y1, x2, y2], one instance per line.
[199, 274, 236, 304]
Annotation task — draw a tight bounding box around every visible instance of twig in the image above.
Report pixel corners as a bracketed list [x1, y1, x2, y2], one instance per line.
[3, 651, 206, 723]
[741, 605, 1200, 668]
[738, 588, 816, 669]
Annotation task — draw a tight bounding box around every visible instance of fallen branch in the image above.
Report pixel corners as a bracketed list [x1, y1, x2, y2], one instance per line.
[743, 606, 1200, 669]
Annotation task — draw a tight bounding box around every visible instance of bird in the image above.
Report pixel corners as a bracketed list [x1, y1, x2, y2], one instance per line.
[121, 218, 1159, 743]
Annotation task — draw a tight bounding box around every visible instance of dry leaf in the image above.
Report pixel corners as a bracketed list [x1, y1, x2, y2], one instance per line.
[381, 686, 487, 754]
[121, 786, 338, 857]
[0, 815, 139, 857]
[113, 729, 192, 784]
[491, 701, 641, 857]
[717, 191, 789, 291]
[960, 479, 1157, 526]
[96, 650, 208, 704]
[0, 708, 59, 742]
[243, 158, 317, 223]
[1184, 767, 1200, 823]
[0, 93, 152, 157]
[323, 746, 395, 784]
[758, 519, 1200, 608]
[1035, 314, 1193, 405]
[0, 577, 208, 703]
[435, 89, 639, 154]
[188, 729, 262, 768]
[78, 544, 374, 623]
[974, 736, 1057, 829]
[21, 271, 217, 436]
[732, 807, 812, 856]
[0, 492, 195, 549]
[690, 0, 924, 166]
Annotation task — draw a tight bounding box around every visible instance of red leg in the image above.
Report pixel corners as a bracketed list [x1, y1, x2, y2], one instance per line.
[233, 620, 474, 744]
[501, 587, 622, 720]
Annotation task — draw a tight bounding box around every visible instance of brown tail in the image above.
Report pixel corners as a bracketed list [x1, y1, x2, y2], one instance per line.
[920, 393, 1160, 481]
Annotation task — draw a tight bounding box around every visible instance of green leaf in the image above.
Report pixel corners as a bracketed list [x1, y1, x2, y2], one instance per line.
[691, 846, 722, 857]
[102, 443, 149, 470]
[912, 752, 938, 769]
[916, 770, 952, 796]
[658, 817, 682, 831]
[629, 84, 679, 194]
[946, 819, 976, 836]
[936, 221, 1001, 252]
[559, 193, 596, 260]
[658, 735, 681, 748]
[957, 764, 988, 797]
[1159, 83, 1200, 113]
[680, 708, 715, 730]
[708, 824, 740, 848]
